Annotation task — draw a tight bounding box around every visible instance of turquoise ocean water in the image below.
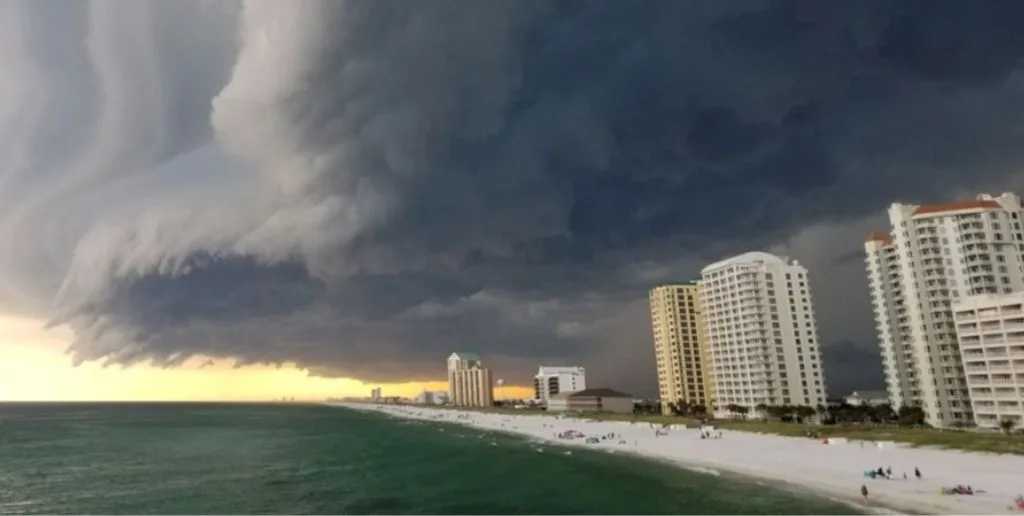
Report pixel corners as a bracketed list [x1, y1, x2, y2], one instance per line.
[0, 403, 862, 514]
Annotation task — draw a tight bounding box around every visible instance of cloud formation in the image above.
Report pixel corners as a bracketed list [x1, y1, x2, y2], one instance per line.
[4, 0, 1024, 395]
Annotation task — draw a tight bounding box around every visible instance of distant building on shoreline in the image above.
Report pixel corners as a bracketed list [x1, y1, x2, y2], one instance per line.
[447, 352, 494, 407]
[533, 366, 586, 406]
[649, 281, 712, 414]
[370, 387, 382, 401]
[546, 388, 634, 414]
[700, 252, 828, 418]
[844, 390, 889, 407]
[414, 390, 449, 405]
[865, 192, 1024, 428]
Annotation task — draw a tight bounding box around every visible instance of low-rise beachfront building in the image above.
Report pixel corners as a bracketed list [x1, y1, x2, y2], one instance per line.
[844, 390, 889, 406]
[533, 366, 587, 406]
[546, 388, 634, 414]
[414, 390, 449, 405]
[952, 292, 1024, 430]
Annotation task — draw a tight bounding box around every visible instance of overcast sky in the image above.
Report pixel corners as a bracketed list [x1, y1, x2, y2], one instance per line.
[3, 0, 1024, 397]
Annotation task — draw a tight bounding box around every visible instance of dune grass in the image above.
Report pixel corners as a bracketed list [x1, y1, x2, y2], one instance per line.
[380, 403, 1024, 455]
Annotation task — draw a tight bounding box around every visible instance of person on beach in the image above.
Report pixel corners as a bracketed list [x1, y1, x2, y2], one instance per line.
[861, 484, 869, 502]
[914, 467, 922, 480]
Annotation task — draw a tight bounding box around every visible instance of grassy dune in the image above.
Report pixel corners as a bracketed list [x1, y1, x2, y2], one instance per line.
[381, 403, 1024, 455]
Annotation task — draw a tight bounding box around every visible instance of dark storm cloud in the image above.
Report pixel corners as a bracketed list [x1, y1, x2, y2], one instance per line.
[823, 341, 887, 397]
[7, 0, 1024, 393]
[109, 256, 323, 328]
[878, 0, 1024, 84]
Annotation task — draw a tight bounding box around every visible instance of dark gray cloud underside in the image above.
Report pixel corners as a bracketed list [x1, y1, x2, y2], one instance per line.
[35, 0, 1024, 393]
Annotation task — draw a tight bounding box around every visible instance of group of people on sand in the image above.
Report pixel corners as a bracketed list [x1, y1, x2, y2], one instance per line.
[860, 467, 922, 503]
[555, 430, 585, 440]
[941, 484, 977, 496]
[553, 429, 627, 446]
[699, 426, 723, 439]
[864, 465, 922, 481]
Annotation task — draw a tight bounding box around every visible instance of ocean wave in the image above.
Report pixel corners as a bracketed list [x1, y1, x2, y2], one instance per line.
[685, 466, 722, 477]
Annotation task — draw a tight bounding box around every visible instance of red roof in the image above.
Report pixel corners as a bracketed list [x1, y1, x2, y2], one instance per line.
[865, 231, 892, 244]
[912, 199, 1001, 216]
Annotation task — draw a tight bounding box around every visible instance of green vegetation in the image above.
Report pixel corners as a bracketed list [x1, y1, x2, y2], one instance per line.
[723, 421, 1024, 455]
[371, 398, 1024, 455]
[653, 398, 1024, 455]
[405, 400, 1024, 455]
[999, 417, 1018, 435]
[602, 411, 1024, 454]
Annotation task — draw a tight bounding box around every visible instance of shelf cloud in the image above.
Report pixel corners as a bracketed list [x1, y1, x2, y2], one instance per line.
[3, 0, 1024, 394]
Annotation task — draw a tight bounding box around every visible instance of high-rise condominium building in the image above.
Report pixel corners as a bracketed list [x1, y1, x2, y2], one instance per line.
[649, 282, 712, 414]
[864, 193, 1024, 427]
[447, 352, 494, 407]
[700, 252, 828, 417]
[533, 366, 586, 405]
[952, 293, 1024, 430]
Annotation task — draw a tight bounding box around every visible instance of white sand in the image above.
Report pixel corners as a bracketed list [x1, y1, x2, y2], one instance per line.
[337, 403, 1024, 515]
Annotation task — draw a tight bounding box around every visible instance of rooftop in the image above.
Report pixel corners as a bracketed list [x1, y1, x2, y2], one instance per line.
[650, 281, 701, 292]
[701, 251, 792, 274]
[847, 390, 888, 400]
[911, 199, 1001, 216]
[449, 352, 480, 361]
[537, 366, 585, 375]
[864, 231, 893, 244]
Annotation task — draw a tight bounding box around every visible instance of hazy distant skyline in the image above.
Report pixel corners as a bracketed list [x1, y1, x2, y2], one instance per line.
[4, 0, 1024, 399]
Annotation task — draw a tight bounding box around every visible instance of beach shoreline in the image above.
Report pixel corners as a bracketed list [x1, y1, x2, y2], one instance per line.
[334, 402, 1022, 515]
[621, 449, 913, 515]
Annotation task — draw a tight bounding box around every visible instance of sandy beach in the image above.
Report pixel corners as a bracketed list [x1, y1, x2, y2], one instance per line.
[337, 403, 1024, 515]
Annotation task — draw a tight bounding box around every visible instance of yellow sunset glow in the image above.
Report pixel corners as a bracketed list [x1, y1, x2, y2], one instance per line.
[0, 315, 532, 402]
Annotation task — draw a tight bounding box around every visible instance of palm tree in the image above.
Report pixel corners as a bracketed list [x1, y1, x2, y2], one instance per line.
[676, 398, 692, 416]
[795, 405, 816, 422]
[999, 417, 1017, 435]
[874, 404, 895, 424]
[724, 403, 741, 418]
[755, 403, 770, 421]
[815, 404, 828, 423]
[897, 405, 926, 426]
[776, 404, 796, 422]
[666, 399, 676, 416]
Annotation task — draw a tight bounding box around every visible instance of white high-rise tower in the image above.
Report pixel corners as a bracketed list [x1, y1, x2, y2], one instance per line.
[699, 252, 828, 417]
[864, 192, 1024, 428]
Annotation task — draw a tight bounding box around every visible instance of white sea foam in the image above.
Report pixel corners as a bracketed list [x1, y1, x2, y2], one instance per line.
[686, 466, 721, 477]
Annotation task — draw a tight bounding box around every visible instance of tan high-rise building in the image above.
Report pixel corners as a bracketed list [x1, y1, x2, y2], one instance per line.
[447, 352, 495, 407]
[649, 281, 713, 414]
